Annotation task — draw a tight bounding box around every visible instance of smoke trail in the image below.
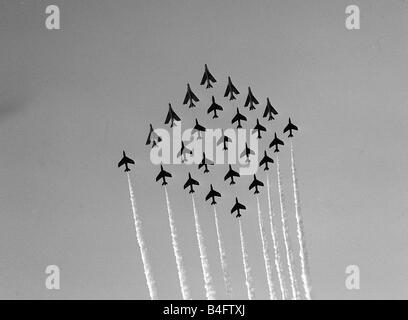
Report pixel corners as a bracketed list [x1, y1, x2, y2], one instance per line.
[266, 174, 287, 300]
[276, 155, 299, 300]
[238, 219, 255, 300]
[164, 187, 191, 300]
[191, 195, 216, 300]
[213, 205, 233, 299]
[127, 173, 158, 300]
[290, 141, 312, 300]
[256, 195, 276, 300]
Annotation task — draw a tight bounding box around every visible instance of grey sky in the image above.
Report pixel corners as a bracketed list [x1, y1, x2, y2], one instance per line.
[1, 0, 408, 299]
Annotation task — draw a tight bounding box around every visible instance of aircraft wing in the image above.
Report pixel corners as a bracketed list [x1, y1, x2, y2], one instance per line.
[200, 73, 206, 85]
[231, 203, 239, 213]
[232, 85, 239, 95]
[183, 92, 189, 105]
[245, 94, 251, 107]
[165, 111, 171, 124]
[240, 149, 246, 158]
[172, 111, 181, 122]
[262, 107, 269, 118]
[191, 91, 199, 102]
[117, 157, 126, 168]
[231, 113, 240, 124]
[208, 72, 216, 83]
[238, 113, 247, 121]
[249, 180, 256, 190]
[224, 85, 230, 97]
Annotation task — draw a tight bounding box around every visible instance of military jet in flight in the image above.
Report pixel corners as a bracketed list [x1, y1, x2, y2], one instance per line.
[207, 96, 223, 119]
[183, 83, 199, 108]
[231, 197, 246, 218]
[259, 150, 274, 171]
[165, 103, 181, 128]
[145, 124, 162, 148]
[205, 184, 221, 205]
[224, 76, 239, 100]
[198, 152, 214, 173]
[217, 129, 232, 151]
[192, 118, 206, 139]
[231, 108, 247, 129]
[184, 172, 199, 194]
[249, 174, 264, 194]
[283, 118, 298, 138]
[269, 133, 284, 153]
[244, 86, 259, 111]
[224, 164, 240, 185]
[156, 165, 172, 185]
[177, 141, 193, 163]
[240, 143, 255, 163]
[252, 118, 266, 139]
[117, 151, 135, 172]
[263, 98, 278, 121]
[200, 64, 217, 89]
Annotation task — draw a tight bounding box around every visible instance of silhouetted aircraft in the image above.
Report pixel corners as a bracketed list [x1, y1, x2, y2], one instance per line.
[205, 184, 221, 205]
[240, 143, 255, 163]
[269, 133, 284, 153]
[198, 152, 214, 173]
[207, 96, 223, 119]
[117, 151, 135, 172]
[224, 165, 240, 185]
[249, 174, 264, 194]
[231, 197, 246, 218]
[177, 141, 193, 163]
[231, 108, 247, 129]
[283, 118, 298, 138]
[183, 83, 199, 108]
[259, 150, 274, 171]
[224, 76, 239, 100]
[252, 118, 266, 139]
[263, 98, 278, 121]
[192, 118, 206, 139]
[244, 86, 259, 110]
[165, 103, 181, 128]
[184, 172, 199, 194]
[156, 165, 172, 185]
[217, 129, 232, 150]
[145, 124, 162, 148]
[200, 64, 216, 89]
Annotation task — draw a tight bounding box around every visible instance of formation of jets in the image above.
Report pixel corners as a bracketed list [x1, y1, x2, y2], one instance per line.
[121, 64, 301, 219]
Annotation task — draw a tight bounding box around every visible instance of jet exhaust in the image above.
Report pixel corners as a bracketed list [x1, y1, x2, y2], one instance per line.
[126, 173, 158, 300]
[191, 195, 216, 300]
[164, 187, 191, 300]
[238, 219, 255, 300]
[213, 205, 232, 299]
[256, 195, 276, 300]
[276, 155, 299, 300]
[290, 141, 312, 300]
[266, 174, 287, 300]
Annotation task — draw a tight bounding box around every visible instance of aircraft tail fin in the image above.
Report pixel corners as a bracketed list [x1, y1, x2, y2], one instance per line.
[211, 200, 216, 205]
[236, 213, 241, 218]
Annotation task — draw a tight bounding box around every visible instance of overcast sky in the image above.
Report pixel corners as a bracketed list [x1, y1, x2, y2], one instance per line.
[1, 0, 408, 299]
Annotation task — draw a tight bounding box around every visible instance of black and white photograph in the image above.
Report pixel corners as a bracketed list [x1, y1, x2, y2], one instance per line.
[1, 0, 407, 306]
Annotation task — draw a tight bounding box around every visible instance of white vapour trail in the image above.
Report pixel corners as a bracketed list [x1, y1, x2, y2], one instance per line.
[290, 141, 312, 300]
[164, 187, 191, 300]
[213, 205, 232, 299]
[266, 174, 287, 300]
[127, 173, 158, 300]
[238, 219, 255, 300]
[276, 155, 299, 300]
[191, 195, 216, 300]
[256, 195, 276, 300]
